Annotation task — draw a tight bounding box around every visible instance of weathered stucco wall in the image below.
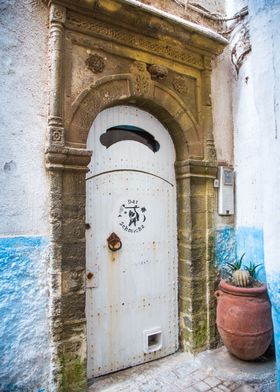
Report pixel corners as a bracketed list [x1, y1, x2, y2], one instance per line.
[213, 0, 266, 279]
[225, 0, 280, 387]
[4, 0, 280, 390]
[0, 1, 51, 390]
[248, 0, 280, 387]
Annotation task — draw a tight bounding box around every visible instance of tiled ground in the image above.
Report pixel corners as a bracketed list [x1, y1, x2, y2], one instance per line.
[88, 348, 277, 392]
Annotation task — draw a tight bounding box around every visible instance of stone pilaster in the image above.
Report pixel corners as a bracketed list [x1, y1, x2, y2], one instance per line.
[46, 146, 91, 392]
[176, 160, 217, 352]
[202, 57, 217, 164]
[48, 3, 66, 147]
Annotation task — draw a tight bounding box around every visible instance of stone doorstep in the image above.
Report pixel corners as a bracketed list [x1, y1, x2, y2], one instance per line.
[88, 347, 276, 391]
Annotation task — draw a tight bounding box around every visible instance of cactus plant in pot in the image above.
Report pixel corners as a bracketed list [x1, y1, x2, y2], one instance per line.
[215, 254, 273, 360]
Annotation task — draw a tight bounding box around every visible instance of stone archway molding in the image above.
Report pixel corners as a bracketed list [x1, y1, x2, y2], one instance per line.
[45, 78, 219, 392]
[43, 1, 227, 391]
[67, 74, 200, 160]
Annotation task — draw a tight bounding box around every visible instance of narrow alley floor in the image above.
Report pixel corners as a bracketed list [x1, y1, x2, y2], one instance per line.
[88, 347, 276, 392]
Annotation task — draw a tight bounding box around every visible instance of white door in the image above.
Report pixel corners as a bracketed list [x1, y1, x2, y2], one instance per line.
[86, 106, 178, 378]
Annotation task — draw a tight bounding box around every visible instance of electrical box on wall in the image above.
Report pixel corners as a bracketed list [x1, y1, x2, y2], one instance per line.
[218, 166, 235, 215]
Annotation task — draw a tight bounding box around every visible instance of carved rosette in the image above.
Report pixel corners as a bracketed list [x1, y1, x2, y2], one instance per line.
[130, 61, 151, 96]
[85, 53, 105, 74]
[50, 127, 65, 145]
[48, 117, 65, 146]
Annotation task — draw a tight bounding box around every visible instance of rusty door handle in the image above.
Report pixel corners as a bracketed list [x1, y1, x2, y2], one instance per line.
[107, 232, 122, 252]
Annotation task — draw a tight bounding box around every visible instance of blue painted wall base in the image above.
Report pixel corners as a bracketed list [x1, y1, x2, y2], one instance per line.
[267, 274, 280, 390]
[0, 236, 50, 392]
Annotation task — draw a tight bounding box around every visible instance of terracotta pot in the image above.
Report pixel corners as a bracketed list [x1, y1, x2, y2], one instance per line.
[215, 279, 273, 360]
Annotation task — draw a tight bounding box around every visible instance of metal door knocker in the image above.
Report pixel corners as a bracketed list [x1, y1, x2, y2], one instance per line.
[107, 232, 122, 252]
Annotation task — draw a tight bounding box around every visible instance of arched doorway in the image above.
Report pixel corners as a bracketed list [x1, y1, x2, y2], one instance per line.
[86, 106, 178, 377]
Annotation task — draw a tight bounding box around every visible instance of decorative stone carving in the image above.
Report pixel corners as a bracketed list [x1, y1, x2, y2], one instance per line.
[85, 53, 105, 74]
[130, 61, 151, 95]
[171, 75, 198, 120]
[147, 64, 168, 80]
[51, 129, 62, 142]
[134, 61, 146, 73]
[50, 127, 65, 145]
[66, 13, 204, 70]
[48, 5, 66, 150]
[172, 75, 191, 95]
[206, 144, 217, 163]
[50, 4, 66, 24]
[204, 56, 212, 70]
[44, 2, 225, 390]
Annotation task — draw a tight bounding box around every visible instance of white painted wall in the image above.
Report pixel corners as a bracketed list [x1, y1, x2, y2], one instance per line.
[0, 0, 49, 236]
[240, 12, 280, 376]
[0, 1, 51, 391]
[225, 0, 247, 16]
[232, 54, 264, 229]
[248, 1, 280, 275]
[224, 0, 264, 229]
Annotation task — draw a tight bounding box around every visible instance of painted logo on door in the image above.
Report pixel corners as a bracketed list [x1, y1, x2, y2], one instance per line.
[118, 200, 146, 233]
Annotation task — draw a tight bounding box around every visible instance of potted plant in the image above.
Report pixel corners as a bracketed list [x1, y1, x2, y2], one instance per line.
[215, 254, 273, 360]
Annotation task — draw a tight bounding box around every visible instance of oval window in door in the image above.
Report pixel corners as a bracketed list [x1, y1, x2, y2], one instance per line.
[100, 125, 160, 153]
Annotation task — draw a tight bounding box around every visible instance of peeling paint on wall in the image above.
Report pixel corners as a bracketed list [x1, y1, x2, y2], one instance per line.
[235, 227, 265, 282]
[215, 226, 265, 282]
[215, 226, 235, 277]
[0, 236, 50, 392]
[249, 0, 280, 13]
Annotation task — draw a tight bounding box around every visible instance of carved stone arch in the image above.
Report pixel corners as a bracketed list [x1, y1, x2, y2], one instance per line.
[43, 1, 227, 389]
[67, 74, 202, 161]
[46, 73, 219, 391]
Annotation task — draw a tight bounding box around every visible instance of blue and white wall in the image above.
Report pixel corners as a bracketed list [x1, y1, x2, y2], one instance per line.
[248, 0, 280, 388]
[0, 1, 51, 390]
[1, 0, 280, 390]
[221, 0, 280, 388]
[212, 0, 267, 282]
